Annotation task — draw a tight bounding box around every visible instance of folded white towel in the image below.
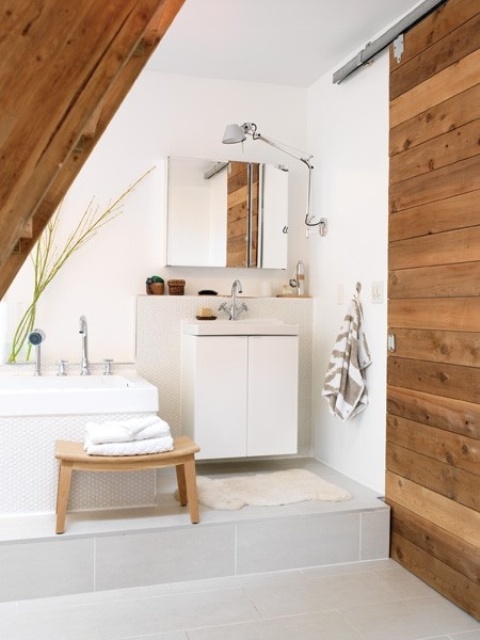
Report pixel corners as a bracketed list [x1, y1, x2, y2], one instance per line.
[85, 416, 171, 445]
[84, 435, 174, 456]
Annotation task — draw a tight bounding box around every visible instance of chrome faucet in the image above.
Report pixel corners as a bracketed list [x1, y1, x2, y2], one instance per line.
[57, 359, 68, 376]
[79, 315, 90, 375]
[219, 279, 248, 320]
[231, 279, 242, 317]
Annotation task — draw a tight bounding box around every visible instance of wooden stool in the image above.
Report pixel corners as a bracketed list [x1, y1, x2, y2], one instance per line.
[55, 435, 200, 534]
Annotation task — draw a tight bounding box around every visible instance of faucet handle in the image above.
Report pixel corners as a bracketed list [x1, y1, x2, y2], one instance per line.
[57, 360, 68, 376]
[103, 358, 113, 375]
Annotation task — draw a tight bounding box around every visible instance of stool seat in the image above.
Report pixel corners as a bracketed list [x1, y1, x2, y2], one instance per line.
[55, 435, 200, 534]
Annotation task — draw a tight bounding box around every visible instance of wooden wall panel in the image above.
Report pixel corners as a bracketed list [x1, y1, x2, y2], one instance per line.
[386, 472, 480, 548]
[388, 385, 480, 439]
[389, 82, 480, 157]
[390, 503, 480, 583]
[390, 9, 480, 100]
[389, 154, 479, 212]
[390, 48, 480, 127]
[390, 531, 480, 619]
[385, 328, 480, 365]
[387, 0, 480, 620]
[387, 444, 480, 511]
[390, 263, 480, 299]
[389, 298, 480, 331]
[388, 356, 480, 404]
[387, 416, 480, 475]
[389, 0, 480, 72]
[390, 119, 480, 183]
[390, 225, 480, 270]
[389, 190, 480, 242]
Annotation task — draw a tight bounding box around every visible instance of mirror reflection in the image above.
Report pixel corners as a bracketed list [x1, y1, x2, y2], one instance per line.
[166, 156, 288, 269]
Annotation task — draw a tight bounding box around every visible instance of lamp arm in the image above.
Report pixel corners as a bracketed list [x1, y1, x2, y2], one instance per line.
[252, 132, 312, 167]
[253, 133, 321, 227]
[239, 122, 326, 232]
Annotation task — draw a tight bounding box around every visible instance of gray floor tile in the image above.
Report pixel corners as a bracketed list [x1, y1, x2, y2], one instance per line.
[129, 634, 188, 640]
[167, 568, 305, 594]
[0, 599, 17, 613]
[96, 588, 260, 639]
[186, 610, 363, 640]
[0, 604, 99, 640]
[343, 594, 479, 640]
[370, 564, 438, 599]
[244, 569, 420, 618]
[302, 557, 394, 578]
[2, 562, 480, 640]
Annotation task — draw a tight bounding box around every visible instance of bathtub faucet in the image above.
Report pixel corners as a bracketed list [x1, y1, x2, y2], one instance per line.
[79, 315, 90, 376]
[28, 329, 46, 376]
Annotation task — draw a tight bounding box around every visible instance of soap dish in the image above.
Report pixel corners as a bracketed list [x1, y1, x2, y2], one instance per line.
[195, 315, 217, 321]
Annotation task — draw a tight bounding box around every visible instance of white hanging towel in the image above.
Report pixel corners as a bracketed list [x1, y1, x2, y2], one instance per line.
[322, 297, 372, 421]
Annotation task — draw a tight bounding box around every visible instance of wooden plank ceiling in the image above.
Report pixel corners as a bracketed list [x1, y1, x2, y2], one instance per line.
[386, 0, 480, 620]
[0, 0, 184, 299]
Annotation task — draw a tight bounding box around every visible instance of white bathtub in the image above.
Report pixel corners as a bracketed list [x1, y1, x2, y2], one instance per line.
[0, 373, 159, 416]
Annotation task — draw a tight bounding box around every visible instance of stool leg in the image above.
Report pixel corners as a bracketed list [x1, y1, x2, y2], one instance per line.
[56, 461, 73, 534]
[183, 456, 199, 524]
[175, 464, 187, 506]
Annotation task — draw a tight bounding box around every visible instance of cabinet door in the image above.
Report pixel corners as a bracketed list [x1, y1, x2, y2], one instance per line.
[192, 336, 248, 459]
[247, 336, 299, 456]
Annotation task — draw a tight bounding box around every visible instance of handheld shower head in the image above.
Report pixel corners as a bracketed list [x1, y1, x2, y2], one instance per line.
[28, 329, 46, 346]
[28, 329, 46, 376]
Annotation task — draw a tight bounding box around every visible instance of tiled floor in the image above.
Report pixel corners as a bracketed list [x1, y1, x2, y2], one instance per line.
[1, 559, 480, 640]
[0, 457, 390, 602]
[1, 458, 479, 638]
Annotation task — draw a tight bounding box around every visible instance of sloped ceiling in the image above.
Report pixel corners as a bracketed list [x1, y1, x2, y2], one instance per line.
[0, 0, 184, 299]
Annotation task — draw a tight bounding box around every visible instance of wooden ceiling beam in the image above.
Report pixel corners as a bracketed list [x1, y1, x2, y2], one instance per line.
[0, 0, 184, 298]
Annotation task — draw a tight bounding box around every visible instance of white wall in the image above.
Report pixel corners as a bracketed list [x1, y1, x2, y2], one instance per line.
[2, 52, 391, 495]
[307, 53, 389, 493]
[2, 73, 309, 365]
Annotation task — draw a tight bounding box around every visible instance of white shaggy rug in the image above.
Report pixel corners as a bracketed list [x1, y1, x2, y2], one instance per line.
[194, 469, 352, 511]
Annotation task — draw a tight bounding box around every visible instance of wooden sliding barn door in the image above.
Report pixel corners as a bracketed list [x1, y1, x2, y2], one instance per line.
[386, 0, 480, 620]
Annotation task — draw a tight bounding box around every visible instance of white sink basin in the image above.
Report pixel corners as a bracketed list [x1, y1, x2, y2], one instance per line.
[182, 319, 299, 336]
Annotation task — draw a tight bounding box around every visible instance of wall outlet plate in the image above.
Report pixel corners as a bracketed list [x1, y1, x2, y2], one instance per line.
[372, 281, 384, 304]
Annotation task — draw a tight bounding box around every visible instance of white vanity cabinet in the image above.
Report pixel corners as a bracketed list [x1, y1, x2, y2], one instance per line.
[181, 329, 299, 460]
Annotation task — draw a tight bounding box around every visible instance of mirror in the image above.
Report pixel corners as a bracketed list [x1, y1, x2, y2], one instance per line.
[166, 156, 288, 269]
